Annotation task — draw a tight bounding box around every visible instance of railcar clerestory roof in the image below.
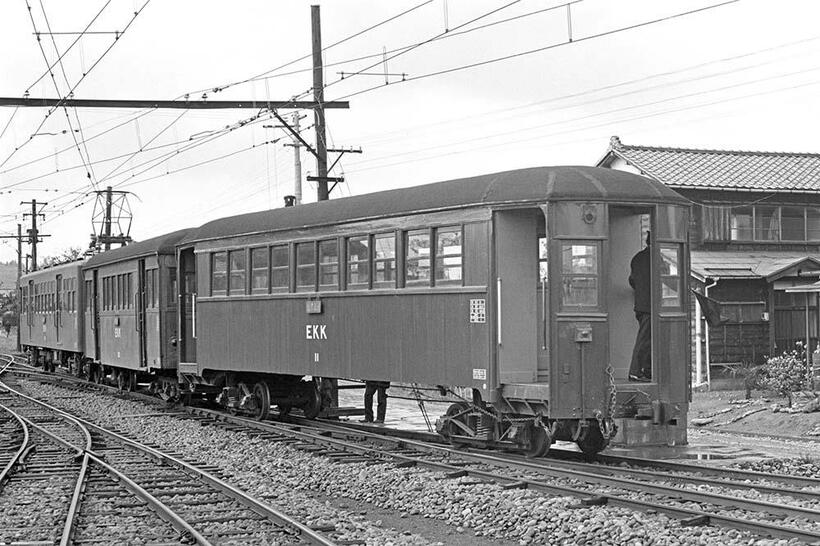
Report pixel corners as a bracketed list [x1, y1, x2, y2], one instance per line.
[182, 166, 687, 244]
[84, 228, 192, 268]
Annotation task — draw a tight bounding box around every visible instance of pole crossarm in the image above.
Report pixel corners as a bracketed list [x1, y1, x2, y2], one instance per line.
[271, 110, 318, 159]
[0, 97, 349, 110]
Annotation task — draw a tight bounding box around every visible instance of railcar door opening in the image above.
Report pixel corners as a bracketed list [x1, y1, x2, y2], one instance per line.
[608, 207, 652, 382]
[179, 247, 197, 364]
[137, 259, 147, 368]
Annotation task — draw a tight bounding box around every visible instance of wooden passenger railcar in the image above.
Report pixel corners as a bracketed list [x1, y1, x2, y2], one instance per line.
[20, 260, 85, 372]
[177, 166, 691, 454]
[82, 229, 190, 389]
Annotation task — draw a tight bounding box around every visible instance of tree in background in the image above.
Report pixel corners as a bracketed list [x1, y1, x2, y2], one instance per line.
[40, 247, 84, 268]
[762, 346, 811, 407]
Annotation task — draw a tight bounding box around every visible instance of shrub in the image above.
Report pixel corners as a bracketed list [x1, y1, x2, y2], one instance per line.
[761, 347, 811, 407]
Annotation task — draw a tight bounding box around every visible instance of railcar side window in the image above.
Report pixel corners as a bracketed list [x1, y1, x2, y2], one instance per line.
[152, 269, 159, 306]
[296, 242, 316, 292]
[211, 252, 228, 296]
[250, 247, 269, 294]
[146, 270, 154, 308]
[405, 229, 431, 285]
[660, 244, 682, 308]
[560, 242, 599, 307]
[435, 227, 463, 285]
[538, 237, 548, 281]
[373, 233, 396, 287]
[127, 273, 133, 308]
[318, 240, 339, 290]
[346, 236, 370, 289]
[229, 250, 246, 295]
[271, 245, 289, 291]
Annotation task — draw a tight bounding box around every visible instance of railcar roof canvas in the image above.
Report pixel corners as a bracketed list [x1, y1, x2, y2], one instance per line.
[84, 228, 193, 269]
[181, 166, 687, 244]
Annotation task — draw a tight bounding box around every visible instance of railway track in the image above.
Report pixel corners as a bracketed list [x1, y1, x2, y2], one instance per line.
[5, 355, 820, 544]
[0, 357, 339, 545]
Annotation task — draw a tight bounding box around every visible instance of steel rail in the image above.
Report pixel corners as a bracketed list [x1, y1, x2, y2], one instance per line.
[0, 378, 337, 546]
[85, 452, 213, 546]
[596, 453, 820, 487]
[0, 403, 30, 492]
[188, 408, 820, 544]
[7, 393, 210, 545]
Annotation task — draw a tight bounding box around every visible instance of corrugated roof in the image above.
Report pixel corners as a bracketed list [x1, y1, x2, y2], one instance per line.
[601, 136, 820, 193]
[84, 228, 192, 268]
[182, 166, 687, 244]
[691, 251, 820, 281]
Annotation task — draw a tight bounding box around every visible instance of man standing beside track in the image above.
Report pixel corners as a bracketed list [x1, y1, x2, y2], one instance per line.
[362, 380, 390, 423]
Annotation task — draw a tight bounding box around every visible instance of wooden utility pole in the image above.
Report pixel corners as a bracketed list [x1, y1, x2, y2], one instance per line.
[16, 223, 21, 351]
[21, 200, 49, 271]
[311, 4, 329, 202]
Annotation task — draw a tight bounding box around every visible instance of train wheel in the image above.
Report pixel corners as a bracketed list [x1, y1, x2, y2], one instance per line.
[442, 403, 471, 448]
[252, 382, 271, 421]
[300, 381, 322, 419]
[576, 424, 608, 456]
[524, 424, 551, 459]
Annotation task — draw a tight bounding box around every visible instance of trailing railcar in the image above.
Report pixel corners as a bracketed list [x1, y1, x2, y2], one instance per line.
[82, 229, 190, 390]
[20, 260, 85, 372]
[176, 166, 691, 455]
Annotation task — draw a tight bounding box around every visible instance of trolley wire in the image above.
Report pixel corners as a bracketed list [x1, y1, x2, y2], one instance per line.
[331, 0, 743, 101]
[0, 0, 152, 171]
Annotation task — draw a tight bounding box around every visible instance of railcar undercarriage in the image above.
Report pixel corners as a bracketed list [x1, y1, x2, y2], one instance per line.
[208, 373, 324, 421]
[435, 402, 616, 457]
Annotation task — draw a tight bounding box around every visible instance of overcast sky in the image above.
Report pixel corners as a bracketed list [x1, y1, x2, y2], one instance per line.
[1, 0, 819, 263]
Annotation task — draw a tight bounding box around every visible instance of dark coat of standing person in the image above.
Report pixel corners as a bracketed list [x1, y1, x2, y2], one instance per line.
[362, 380, 390, 423]
[629, 233, 652, 381]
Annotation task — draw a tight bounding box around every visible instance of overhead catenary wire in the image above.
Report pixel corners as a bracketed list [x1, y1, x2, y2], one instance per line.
[0, 0, 152, 171]
[331, 0, 743, 102]
[28, 0, 99, 192]
[182, 0, 436, 98]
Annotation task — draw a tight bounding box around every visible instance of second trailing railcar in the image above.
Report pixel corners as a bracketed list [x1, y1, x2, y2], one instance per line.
[175, 166, 691, 455]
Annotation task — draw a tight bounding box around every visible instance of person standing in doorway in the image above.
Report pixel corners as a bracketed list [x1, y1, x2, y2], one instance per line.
[629, 232, 652, 382]
[362, 380, 390, 423]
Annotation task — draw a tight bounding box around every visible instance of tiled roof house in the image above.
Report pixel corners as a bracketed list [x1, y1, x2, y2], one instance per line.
[598, 136, 820, 382]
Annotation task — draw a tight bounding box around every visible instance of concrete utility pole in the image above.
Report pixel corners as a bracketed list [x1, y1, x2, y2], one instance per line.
[283, 112, 304, 204]
[311, 4, 329, 202]
[16, 224, 21, 351]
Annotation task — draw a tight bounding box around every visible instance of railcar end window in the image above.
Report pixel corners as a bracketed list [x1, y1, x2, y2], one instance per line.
[347, 236, 370, 289]
[374, 233, 396, 287]
[318, 239, 339, 290]
[271, 245, 289, 291]
[405, 229, 431, 285]
[660, 244, 682, 308]
[296, 242, 316, 292]
[538, 237, 548, 281]
[211, 252, 227, 295]
[560, 242, 599, 307]
[251, 247, 269, 294]
[435, 226, 463, 285]
[146, 270, 154, 308]
[127, 273, 133, 308]
[229, 250, 246, 295]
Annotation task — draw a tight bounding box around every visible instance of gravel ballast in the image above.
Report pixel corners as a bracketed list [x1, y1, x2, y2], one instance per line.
[15, 380, 812, 545]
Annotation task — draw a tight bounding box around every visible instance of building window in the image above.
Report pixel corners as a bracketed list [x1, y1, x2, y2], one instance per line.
[754, 206, 779, 241]
[296, 242, 316, 292]
[808, 208, 820, 241]
[435, 226, 462, 285]
[405, 229, 431, 285]
[271, 245, 289, 291]
[659, 244, 681, 308]
[730, 206, 753, 241]
[560, 242, 599, 307]
[318, 239, 339, 290]
[346, 236, 369, 289]
[374, 233, 396, 288]
[781, 206, 805, 241]
[212, 252, 227, 295]
[250, 247, 269, 294]
[229, 250, 246, 295]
